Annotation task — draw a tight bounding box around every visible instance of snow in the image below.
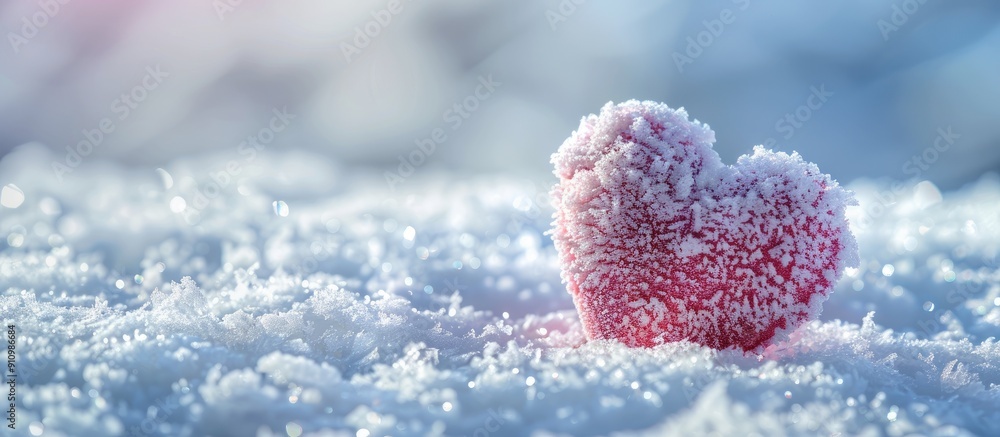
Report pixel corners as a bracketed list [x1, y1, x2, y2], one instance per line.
[2, 142, 1000, 436]
[550, 101, 857, 351]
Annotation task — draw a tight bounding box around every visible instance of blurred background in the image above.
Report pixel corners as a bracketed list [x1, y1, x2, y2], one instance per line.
[1, 0, 998, 190]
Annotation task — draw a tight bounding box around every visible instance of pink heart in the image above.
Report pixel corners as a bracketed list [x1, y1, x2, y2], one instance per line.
[550, 101, 858, 351]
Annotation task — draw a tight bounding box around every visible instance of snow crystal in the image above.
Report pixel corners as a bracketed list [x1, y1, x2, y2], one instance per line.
[550, 100, 858, 351]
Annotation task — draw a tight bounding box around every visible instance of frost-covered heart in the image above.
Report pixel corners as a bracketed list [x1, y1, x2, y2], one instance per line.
[550, 100, 858, 351]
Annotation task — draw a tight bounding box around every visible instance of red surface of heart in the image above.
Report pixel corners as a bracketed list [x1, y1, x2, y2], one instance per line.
[550, 100, 858, 351]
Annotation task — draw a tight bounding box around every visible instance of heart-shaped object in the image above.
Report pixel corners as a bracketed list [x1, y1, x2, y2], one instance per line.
[550, 100, 858, 351]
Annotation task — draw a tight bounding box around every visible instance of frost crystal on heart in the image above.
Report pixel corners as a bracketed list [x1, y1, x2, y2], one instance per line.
[550, 100, 859, 351]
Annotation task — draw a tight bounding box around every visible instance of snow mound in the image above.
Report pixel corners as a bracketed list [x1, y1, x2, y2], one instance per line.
[1, 144, 999, 436]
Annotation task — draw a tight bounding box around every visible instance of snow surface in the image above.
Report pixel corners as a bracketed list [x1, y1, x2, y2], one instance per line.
[2, 143, 1000, 436]
[550, 101, 857, 351]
